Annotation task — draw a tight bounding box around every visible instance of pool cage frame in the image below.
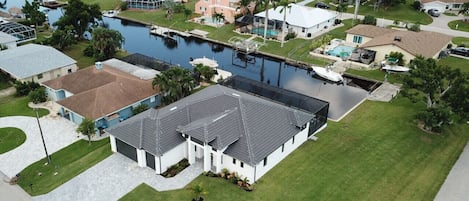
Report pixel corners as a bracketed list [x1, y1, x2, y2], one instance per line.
[0, 21, 36, 43]
[126, 0, 164, 9]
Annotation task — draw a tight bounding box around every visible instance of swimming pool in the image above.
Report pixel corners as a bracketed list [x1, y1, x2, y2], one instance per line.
[327, 45, 355, 58]
[251, 28, 278, 38]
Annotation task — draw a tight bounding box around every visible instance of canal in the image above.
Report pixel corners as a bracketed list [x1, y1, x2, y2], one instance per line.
[2, 1, 370, 120]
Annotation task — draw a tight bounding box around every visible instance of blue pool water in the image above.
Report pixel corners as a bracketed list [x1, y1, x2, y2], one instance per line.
[251, 28, 278, 37]
[327, 45, 355, 57]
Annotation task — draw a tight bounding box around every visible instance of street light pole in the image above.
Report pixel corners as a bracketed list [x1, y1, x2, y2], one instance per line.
[34, 108, 51, 164]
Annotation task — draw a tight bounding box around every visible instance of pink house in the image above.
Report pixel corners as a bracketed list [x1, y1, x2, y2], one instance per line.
[195, 0, 242, 23]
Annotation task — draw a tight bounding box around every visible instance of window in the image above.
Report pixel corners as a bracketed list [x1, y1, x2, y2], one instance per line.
[453, 4, 461, 8]
[240, 162, 244, 168]
[353, 35, 363, 44]
[199, 6, 202, 11]
[150, 96, 155, 103]
[67, 69, 72, 73]
[292, 135, 295, 144]
[37, 73, 43, 79]
[282, 144, 285, 152]
[263, 157, 268, 166]
[194, 146, 197, 152]
[233, 158, 236, 164]
[302, 27, 305, 33]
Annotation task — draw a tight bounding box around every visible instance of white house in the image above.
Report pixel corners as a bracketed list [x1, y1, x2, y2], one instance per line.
[254, 4, 336, 38]
[0, 32, 17, 50]
[420, 0, 469, 12]
[0, 44, 77, 83]
[106, 85, 324, 183]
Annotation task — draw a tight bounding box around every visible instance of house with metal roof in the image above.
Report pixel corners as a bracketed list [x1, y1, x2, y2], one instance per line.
[106, 84, 325, 183]
[254, 4, 337, 39]
[0, 32, 18, 50]
[0, 44, 77, 83]
[42, 58, 160, 135]
[345, 25, 452, 64]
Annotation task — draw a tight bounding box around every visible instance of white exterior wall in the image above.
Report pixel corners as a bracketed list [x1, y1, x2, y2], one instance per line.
[160, 142, 187, 173]
[345, 34, 373, 46]
[136, 149, 146, 167]
[289, 19, 335, 38]
[18, 64, 77, 83]
[365, 45, 415, 64]
[254, 123, 310, 183]
[110, 135, 117, 152]
[220, 154, 256, 182]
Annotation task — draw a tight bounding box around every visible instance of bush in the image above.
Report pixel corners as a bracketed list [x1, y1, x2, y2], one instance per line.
[174, 4, 185, 13]
[15, 81, 40, 96]
[408, 24, 420, 32]
[83, 45, 95, 57]
[132, 104, 149, 115]
[161, 159, 190, 177]
[411, 1, 421, 10]
[120, 1, 128, 11]
[334, 19, 342, 25]
[362, 15, 377, 25]
[388, 51, 405, 65]
[284, 32, 297, 41]
[29, 88, 47, 104]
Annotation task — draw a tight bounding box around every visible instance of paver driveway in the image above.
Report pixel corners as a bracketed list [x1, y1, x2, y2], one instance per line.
[0, 116, 80, 178]
[35, 154, 203, 201]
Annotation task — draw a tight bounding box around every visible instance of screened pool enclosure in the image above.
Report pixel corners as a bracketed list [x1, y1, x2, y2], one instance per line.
[0, 20, 36, 43]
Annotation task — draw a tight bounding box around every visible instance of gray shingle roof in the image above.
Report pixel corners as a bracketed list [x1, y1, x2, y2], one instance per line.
[0, 44, 76, 79]
[106, 85, 315, 165]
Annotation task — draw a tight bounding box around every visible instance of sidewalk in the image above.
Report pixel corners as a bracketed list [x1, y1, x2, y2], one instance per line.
[0, 171, 33, 201]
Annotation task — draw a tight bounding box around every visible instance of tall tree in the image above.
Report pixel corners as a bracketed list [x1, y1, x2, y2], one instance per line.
[152, 67, 195, 104]
[278, 0, 291, 48]
[256, 0, 278, 44]
[54, 0, 101, 40]
[48, 25, 77, 50]
[193, 64, 215, 82]
[190, 183, 208, 201]
[163, 0, 176, 20]
[443, 71, 469, 120]
[90, 27, 125, 60]
[76, 118, 95, 144]
[183, 8, 193, 20]
[22, 0, 46, 26]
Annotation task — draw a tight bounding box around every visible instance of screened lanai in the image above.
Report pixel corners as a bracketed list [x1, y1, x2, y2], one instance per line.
[0, 21, 36, 43]
[126, 0, 164, 9]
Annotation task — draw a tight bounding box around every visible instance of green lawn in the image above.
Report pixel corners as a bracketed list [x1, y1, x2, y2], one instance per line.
[448, 20, 469, 32]
[437, 56, 469, 73]
[0, 96, 49, 117]
[0, 127, 26, 154]
[121, 97, 469, 201]
[62, 42, 96, 69]
[452, 37, 469, 46]
[18, 138, 112, 195]
[345, 68, 406, 83]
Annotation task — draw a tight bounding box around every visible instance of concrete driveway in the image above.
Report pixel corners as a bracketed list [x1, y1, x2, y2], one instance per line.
[0, 116, 81, 178]
[35, 154, 203, 201]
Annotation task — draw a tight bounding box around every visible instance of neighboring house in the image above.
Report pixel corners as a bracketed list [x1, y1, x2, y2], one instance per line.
[195, 0, 242, 23]
[345, 25, 452, 64]
[420, 0, 469, 12]
[0, 44, 77, 83]
[125, 0, 185, 10]
[0, 32, 17, 50]
[106, 84, 326, 183]
[255, 4, 336, 38]
[42, 58, 160, 135]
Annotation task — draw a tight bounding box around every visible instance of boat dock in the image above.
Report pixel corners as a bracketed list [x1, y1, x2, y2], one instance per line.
[150, 25, 191, 38]
[229, 36, 261, 54]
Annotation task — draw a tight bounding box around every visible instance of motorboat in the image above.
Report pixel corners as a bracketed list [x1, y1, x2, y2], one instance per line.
[380, 58, 410, 72]
[189, 56, 219, 68]
[312, 66, 343, 83]
[102, 10, 119, 18]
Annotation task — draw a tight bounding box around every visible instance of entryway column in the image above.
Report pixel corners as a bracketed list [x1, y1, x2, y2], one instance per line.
[187, 138, 195, 164]
[215, 150, 222, 173]
[203, 144, 211, 172]
[136, 149, 146, 167]
[110, 135, 117, 152]
[155, 156, 161, 174]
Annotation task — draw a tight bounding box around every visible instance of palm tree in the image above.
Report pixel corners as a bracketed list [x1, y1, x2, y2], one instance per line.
[152, 67, 195, 104]
[278, 0, 291, 48]
[76, 118, 95, 145]
[91, 27, 125, 60]
[194, 64, 215, 82]
[190, 183, 208, 201]
[258, 0, 280, 44]
[212, 12, 225, 27]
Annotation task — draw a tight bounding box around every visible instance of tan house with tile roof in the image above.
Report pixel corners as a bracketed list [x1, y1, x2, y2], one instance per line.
[420, 0, 469, 12]
[345, 25, 452, 64]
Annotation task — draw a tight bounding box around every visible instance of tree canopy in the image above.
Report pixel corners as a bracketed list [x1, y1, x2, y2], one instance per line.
[22, 0, 46, 26]
[152, 67, 195, 105]
[53, 0, 101, 40]
[47, 25, 77, 50]
[76, 118, 95, 144]
[90, 27, 125, 60]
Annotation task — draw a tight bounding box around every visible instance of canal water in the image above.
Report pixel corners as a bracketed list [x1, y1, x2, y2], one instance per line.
[2, 1, 370, 120]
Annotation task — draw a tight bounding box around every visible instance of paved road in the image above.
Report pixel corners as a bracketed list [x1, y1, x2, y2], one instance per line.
[35, 154, 203, 201]
[434, 142, 469, 201]
[0, 116, 80, 178]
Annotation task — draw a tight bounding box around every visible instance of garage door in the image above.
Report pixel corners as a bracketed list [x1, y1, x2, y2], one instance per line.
[146, 152, 155, 170]
[116, 139, 137, 162]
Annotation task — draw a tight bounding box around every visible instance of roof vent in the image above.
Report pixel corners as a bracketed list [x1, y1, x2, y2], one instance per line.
[231, 93, 240, 97]
[170, 106, 177, 111]
[95, 62, 103, 70]
[394, 36, 401, 42]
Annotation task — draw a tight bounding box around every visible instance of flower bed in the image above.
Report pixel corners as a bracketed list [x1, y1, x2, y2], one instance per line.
[161, 159, 189, 178]
[204, 168, 254, 191]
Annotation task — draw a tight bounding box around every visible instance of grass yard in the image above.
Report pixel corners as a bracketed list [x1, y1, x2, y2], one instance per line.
[121, 97, 469, 201]
[62, 42, 96, 69]
[0, 96, 49, 117]
[18, 138, 112, 196]
[345, 68, 406, 83]
[448, 20, 469, 32]
[0, 127, 26, 154]
[437, 56, 469, 73]
[452, 37, 469, 46]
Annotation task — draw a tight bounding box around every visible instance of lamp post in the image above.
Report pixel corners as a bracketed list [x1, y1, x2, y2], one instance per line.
[34, 108, 51, 164]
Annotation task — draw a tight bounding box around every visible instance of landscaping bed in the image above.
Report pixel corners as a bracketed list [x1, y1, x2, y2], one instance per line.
[161, 159, 190, 178]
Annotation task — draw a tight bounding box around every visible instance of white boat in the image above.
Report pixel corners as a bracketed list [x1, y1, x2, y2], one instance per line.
[189, 56, 219, 69]
[102, 10, 119, 18]
[312, 66, 344, 83]
[380, 61, 410, 72]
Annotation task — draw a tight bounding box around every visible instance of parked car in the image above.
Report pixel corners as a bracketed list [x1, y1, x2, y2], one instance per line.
[450, 47, 469, 57]
[315, 2, 330, 9]
[427, 9, 440, 17]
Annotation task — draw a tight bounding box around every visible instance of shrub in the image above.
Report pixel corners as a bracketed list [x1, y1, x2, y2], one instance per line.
[174, 4, 185, 13]
[28, 88, 47, 104]
[408, 24, 420, 32]
[388, 51, 405, 65]
[447, 43, 453, 49]
[132, 104, 149, 115]
[15, 81, 40, 96]
[362, 15, 377, 25]
[284, 32, 297, 41]
[83, 45, 95, 57]
[161, 159, 190, 177]
[334, 19, 342, 25]
[411, 1, 421, 10]
[120, 1, 128, 11]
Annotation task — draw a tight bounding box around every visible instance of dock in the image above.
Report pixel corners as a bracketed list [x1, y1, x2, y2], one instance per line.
[228, 36, 261, 54]
[41, 1, 68, 9]
[150, 25, 191, 38]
